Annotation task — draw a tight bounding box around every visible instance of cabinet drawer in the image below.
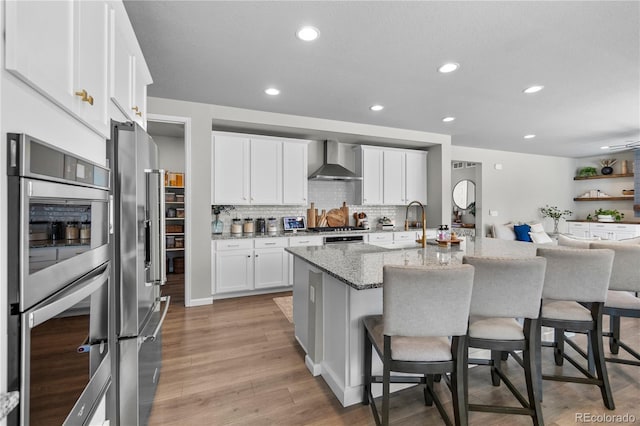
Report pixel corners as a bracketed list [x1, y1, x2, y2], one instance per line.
[254, 237, 288, 249]
[289, 236, 323, 247]
[568, 222, 589, 229]
[368, 233, 393, 243]
[216, 239, 253, 251]
[394, 231, 418, 241]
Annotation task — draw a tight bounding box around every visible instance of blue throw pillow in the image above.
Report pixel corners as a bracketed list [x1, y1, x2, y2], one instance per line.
[513, 224, 532, 242]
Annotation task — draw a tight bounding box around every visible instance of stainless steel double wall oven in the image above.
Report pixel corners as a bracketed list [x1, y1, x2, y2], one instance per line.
[6, 134, 112, 425]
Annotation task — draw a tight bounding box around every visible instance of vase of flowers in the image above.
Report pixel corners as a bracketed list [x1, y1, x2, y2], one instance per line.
[211, 205, 235, 234]
[540, 205, 573, 235]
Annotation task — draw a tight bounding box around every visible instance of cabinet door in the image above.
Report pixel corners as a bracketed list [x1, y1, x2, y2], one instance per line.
[361, 148, 383, 205]
[74, 1, 109, 137]
[250, 138, 282, 204]
[383, 150, 405, 205]
[131, 55, 152, 127]
[283, 142, 308, 205]
[110, 10, 134, 120]
[254, 248, 289, 289]
[5, 0, 74, 109]
[215, 250, 253, 293]
[405, 151, 427, 204]
[212, 134, 250, 204]
[567, 222, 590, 238]
[590, 223, 613, 240]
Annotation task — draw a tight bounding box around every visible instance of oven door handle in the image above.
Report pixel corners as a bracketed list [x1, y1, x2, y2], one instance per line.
[26, 264, 110, 328]
[143, 295, 171, 342]
[144, 169, 167, 286]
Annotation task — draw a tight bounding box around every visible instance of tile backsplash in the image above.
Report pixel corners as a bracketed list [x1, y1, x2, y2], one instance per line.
[211, 181, 418, 232]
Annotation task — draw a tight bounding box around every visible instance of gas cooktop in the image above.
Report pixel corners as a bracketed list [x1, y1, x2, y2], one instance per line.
[308, 226, 367, 232]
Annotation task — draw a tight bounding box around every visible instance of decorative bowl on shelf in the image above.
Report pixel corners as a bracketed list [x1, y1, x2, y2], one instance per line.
[597, 215, 614, 222]
[622, 189, 634, 196]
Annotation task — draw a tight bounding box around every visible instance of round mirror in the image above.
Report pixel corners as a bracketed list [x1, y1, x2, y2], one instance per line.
[452, 179, 475, 210]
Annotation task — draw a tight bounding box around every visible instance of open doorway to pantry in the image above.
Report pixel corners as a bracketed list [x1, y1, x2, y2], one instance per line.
[147, 114, 192, 306]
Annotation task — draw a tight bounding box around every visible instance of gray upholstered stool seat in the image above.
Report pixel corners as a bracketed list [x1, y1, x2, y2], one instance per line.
[462, 256, 547, 426]
[362, 264, 475, 426]
[542, 299, 592, 321]
[365, 316, 453, 362]
[605, 291, 640, 310]
[590, 242, 640, 367]
[468, 316, 524, 340]
[537, 247, 615, 410]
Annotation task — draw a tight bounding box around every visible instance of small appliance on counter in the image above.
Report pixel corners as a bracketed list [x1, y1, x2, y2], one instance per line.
[283, 216, 306, 233]
[378, 216, 395, 231]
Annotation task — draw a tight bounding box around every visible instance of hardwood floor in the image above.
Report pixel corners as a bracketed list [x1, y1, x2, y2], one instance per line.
[150, 287, 640, 425]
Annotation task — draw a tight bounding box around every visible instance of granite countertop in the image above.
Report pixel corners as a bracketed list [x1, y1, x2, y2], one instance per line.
[0, 391, 19, 420]
[210, 228, 424, 240]
[567, 220, 640, 225]
[286, 238, 542, 290]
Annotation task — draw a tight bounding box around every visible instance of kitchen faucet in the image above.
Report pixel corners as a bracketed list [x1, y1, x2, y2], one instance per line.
[405, 201, 427, 248]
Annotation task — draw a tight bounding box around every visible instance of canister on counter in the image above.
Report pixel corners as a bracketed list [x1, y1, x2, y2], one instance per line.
[267, 217, 278, 234]
[65, 222, 79, 240]
[231, 218, 242, 235]
[243, 218, 254, 234]
[80, 222, 91, 240]
[256, 218, 266, 234]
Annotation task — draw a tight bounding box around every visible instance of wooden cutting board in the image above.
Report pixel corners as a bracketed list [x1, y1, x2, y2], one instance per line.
[326, 208, 346, 227]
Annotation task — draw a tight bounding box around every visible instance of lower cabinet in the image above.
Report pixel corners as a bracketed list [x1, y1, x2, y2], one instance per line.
[567, 222, 640, 241]
[213, 237, 290, 296]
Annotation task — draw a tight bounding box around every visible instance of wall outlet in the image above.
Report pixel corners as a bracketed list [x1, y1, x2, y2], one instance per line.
[489, 210, 499, 216]
[310, 286, 315, 303]
[494, 163, 503, 170]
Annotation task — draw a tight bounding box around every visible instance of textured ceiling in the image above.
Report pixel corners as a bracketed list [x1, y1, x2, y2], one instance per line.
[124, 1, 640, 158]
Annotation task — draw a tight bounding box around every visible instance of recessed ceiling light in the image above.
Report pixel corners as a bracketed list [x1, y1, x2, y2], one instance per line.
[265, 87, 280, 96]
[438, 62, 460, 73]
[442, 116, 456, 122]
[600, 146, 610, 150]
[370, 104, 384, 111]
[524, 134, 536, 139]
[523, 85, 544, 94]
[296, 26, 320, 41]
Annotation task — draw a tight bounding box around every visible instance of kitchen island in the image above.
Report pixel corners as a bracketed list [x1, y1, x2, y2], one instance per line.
[285, 238, 541, 406]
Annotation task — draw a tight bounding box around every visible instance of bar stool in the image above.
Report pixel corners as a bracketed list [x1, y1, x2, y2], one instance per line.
[589, 242, 640, 366]
[362, 264, 475, 426]
[536, 247, 615, 410]
[462, 256, 547, 425]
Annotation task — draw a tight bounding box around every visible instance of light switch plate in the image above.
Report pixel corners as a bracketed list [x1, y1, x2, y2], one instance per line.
[489, 210, 499, 216]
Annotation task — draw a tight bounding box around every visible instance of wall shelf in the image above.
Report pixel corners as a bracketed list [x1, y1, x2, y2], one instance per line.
[574, 173, 634, 181]
[574, 197, 634, 201]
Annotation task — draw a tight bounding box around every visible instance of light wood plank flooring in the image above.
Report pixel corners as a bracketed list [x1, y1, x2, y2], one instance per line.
[151, 282, 640, 425]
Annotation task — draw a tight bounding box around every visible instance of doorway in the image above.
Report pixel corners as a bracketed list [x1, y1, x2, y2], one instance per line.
[451, 161, 482, 237]
[147, 114, 191, 306]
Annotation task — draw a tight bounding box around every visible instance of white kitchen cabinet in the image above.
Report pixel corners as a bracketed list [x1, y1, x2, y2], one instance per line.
[215, 249, 254, 293]
[109, 1, 152, 128]
[567, 221, 640, 241]
[6, 0, 110, 137]
[250, 138, 283, 204]
[212, 133, 251, 204]
[393, 231, 419, 242]
[405, 150, 428, 204]
[283, 142, 309, 205]
[367, 233, 394, 244]
[254, 248, 289, 289]
[212, 132, 310, 205]
[357, 146, 427, 205]
[383, 150, 405, 205]
[358, 147, 383, 205]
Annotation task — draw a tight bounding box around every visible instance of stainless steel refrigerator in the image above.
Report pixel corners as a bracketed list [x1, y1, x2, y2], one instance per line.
[108, 121, 169, 426]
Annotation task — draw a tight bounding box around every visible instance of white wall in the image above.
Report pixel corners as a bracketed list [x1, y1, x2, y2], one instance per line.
[147, 96, 450, 301]
[152, 134, 185, 173]
[452, 145, 576, 236]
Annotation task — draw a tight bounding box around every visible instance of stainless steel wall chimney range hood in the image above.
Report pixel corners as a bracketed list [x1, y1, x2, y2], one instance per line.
[308, 140, 362, 181]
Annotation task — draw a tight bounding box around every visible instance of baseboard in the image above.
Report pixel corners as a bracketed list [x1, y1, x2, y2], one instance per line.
[212, 287, 292, 300]
[304, 355, 322, 377]
[186, 297, 213, 307]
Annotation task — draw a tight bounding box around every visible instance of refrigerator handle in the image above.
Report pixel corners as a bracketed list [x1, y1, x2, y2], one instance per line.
[143, 295, 171, 342]
[144, 169, 167, 286]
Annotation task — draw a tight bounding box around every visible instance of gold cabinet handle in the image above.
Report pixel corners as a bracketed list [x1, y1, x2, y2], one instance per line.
[136, 111, 142, 117]
[74, 89, 94, 105]
[132, 106, 139, 112]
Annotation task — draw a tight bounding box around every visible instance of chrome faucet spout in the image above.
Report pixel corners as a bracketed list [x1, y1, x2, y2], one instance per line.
[405, 201, 427, 248]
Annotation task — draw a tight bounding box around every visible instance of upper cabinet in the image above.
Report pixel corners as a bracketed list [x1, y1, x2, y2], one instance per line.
[212, 132, 309, 206]
[5, 0, 152, 136]
[356, 145, 427, 205]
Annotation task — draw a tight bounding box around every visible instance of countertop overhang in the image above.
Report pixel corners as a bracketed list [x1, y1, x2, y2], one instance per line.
[286, 238, 543, 290]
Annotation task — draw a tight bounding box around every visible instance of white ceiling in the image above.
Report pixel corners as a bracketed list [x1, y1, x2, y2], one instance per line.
[124, 1, 640, 158]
